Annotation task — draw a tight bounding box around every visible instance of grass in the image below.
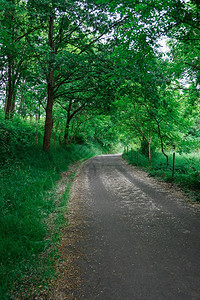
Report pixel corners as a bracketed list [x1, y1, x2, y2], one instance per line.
[0, 115, 103, 299]
[123, 149, 200, 202]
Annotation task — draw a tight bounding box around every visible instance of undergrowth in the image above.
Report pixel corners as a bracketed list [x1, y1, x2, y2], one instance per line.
[0, 116, 102, 299]
[123, 149, 200, 202]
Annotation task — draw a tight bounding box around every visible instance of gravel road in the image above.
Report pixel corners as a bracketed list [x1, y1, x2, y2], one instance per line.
[68, 154, 200, 300]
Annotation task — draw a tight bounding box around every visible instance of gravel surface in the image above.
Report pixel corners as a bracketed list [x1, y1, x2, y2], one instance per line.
[51, 154, 200, 300]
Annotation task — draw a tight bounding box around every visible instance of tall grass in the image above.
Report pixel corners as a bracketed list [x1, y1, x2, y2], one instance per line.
[123, 149, 200, 201]
[0, 115, 102, 299]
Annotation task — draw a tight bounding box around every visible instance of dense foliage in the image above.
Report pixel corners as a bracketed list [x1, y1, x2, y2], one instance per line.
[0, 0, 199, 297]
[0, 113, 107, 298]
[0, 0, 199, 154]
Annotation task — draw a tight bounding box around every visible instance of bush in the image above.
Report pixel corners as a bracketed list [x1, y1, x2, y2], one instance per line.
[123, 149, 200, 200]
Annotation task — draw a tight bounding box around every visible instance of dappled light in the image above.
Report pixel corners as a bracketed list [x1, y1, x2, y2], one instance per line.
[0, 0, 199, 298]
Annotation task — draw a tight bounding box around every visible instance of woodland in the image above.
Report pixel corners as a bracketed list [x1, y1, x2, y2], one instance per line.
[0, 0, 199, 298]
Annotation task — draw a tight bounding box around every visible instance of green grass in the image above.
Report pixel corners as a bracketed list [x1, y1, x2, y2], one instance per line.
[0, 115, 103, 299]
[123, 150, 200, 202]
[0, 151, 55, 299]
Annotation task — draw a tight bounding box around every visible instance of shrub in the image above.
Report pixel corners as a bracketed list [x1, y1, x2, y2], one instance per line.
[123, 149, 200, 201]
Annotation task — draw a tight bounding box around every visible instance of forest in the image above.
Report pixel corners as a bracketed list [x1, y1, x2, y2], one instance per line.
[0, 0, 199, 298]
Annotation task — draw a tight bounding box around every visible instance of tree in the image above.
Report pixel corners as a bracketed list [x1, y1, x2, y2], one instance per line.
[168, 0, 200, 92]
[27, 0, 128, 151]
[112, 43, 196, 162]
[0, 0, 199, 157]
[0, 0, 32, 119]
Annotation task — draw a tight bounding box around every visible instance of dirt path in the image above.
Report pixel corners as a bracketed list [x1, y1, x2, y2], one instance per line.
[49, 154, 200, 299]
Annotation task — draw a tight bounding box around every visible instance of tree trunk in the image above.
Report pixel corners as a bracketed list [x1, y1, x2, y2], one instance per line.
[10, 92, 16, 115]
[59, 134, 62, 147]
[43, 15, 55, 152]
[5, 59, 15, 120]
[18, 93, 24, 116]
[53, 131, 56, 148]
[156, 118, 169, 165]
[172, 152, 176, 180]
[64, 117, 71, 145]
[43, 69, 54, 152]
[148, 139, 152, 165]
[161, 147, 169, 165]
[137, 148, 139, 165]
[64, 101, 72, 145]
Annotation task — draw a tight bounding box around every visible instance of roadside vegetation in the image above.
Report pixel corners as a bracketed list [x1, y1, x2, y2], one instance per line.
[0, 115, 108, 299]
[0, 0, 199, 298]
[123, 149, 200, 202]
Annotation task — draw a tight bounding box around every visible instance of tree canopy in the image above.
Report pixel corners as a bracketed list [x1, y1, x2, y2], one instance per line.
[0, 0, 199, 154]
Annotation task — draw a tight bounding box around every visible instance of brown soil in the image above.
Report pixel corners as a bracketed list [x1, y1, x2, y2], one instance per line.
[46, 161, 88, 299]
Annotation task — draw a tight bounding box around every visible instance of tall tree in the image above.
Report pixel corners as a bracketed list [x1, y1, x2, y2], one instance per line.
[27, 0, 127, 151]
